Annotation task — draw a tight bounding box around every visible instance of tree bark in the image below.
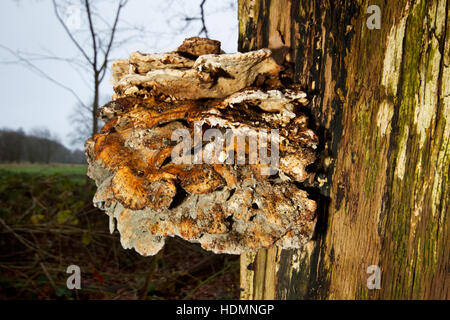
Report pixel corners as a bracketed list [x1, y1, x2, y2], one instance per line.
[239, 0, 449, 300]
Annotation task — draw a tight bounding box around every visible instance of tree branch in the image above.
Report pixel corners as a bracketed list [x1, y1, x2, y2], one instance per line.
[199, 0, 209, 38]
[84, 0, 98, 72]
[51, 0, 93, 66]
[0, 44, 88, 111]
[181, 0, 209, 38]
[98, 0, 128, 81]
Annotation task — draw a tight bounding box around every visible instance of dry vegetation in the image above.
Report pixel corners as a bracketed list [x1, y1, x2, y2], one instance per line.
[0, 168, 239, 300]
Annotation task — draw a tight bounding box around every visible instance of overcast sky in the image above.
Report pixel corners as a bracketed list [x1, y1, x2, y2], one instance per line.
[0, 0, 238, 149]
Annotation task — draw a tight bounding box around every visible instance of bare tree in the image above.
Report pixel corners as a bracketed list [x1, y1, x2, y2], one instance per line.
[0, 127, 81, 164]
[29, 127, 58, 163]
[154, 0, 239, 64]
[51, 0, 129, 137]
[182, 0, 209, 38]
[1, 0, 140, 140]
[1, 0, 237, 148]
[68, 95, 109, 146]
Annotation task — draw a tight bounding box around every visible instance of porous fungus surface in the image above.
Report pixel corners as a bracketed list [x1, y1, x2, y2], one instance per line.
[86, 37, 318, 255]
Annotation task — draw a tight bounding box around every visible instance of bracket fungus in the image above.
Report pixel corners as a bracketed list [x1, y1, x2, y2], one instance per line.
[85, 37, 319, 255]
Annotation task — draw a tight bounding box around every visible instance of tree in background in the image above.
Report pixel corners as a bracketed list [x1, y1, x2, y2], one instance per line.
[68, 96, 109, 147]
[52, 0, 131, 138]
[29, 127, 57, 163]
[0, 0, 140, 142]
[1, 0, 238, 148]
[0, 128, 85, 164]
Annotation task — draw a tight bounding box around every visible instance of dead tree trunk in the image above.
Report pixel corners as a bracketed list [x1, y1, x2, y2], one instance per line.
[239, 0, 449, 300]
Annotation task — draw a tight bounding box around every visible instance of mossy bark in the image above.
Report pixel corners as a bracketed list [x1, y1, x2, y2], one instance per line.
[238, 0, 449, 300]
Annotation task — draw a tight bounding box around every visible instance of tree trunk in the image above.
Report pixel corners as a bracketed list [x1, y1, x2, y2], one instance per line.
[93, 79, 99, 137]
[238, 0, 449, 300]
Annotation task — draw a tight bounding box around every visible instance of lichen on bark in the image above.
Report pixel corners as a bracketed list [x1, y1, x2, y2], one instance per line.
[238, 0, 449, 300]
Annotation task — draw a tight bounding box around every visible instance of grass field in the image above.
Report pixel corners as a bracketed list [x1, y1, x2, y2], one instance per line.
[0, 163, 87, 176]
[0, 163, 239, 300]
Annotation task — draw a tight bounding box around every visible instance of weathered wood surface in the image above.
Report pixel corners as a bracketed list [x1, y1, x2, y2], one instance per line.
[239, 0, 449, 300]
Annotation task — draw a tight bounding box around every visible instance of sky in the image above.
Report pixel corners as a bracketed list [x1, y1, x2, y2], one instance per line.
[0, 0, 238, 149]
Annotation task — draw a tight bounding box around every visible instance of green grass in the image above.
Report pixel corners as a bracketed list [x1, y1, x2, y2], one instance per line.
[0, 163, 87, 176]
[0, 169, 240, 300]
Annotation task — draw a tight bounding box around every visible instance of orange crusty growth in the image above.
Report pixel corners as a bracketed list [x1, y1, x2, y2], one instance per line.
[85, 38, 318, 256]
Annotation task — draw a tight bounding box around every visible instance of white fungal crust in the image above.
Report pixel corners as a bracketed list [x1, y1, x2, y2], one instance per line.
[129, 52, 195, 73]
[87, 38, 318, 256]
[112, 48, 282, 101]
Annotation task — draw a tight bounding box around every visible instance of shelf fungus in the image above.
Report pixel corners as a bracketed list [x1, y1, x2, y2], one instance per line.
[85, 37, 319, 256]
